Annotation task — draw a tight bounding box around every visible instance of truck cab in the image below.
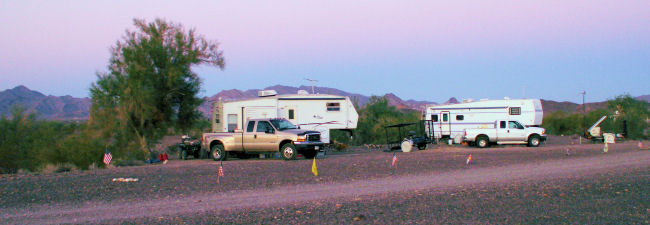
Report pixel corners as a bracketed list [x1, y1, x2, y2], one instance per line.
[464, 120, 547, 148]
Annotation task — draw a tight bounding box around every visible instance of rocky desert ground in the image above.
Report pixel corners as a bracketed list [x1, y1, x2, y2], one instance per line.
[1, 136, 648, 224]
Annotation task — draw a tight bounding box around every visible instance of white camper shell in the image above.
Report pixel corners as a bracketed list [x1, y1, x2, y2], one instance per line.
[211, 90, 358, 144]
[424, 98, 543, 143]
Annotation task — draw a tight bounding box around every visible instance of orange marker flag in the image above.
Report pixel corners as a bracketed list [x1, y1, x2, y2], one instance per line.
[466, 154, 473, 165]
[217, 160, 224, 183]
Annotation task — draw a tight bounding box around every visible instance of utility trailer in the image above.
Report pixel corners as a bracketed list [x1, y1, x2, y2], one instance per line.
[424, 98, 543, 144]
[384, 120, 436, 152]
[211, 90, 358, 144]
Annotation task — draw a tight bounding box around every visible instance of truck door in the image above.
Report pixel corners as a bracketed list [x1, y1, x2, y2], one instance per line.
[496, 120, 509, 140]
[440, 111, 451, 138]
[506, 121, 526, 141]
[255, 121, 278, 151]
[498, 120, 525, 141]
[243, 121, 256, 151]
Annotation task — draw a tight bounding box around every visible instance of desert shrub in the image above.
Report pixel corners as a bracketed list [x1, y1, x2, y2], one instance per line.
[0, 106, 78, 173]
[332, 140, 349, 151]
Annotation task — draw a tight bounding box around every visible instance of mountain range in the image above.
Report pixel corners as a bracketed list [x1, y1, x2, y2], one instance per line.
[1, 85, 647, 121]
[0, 85, 90, 120]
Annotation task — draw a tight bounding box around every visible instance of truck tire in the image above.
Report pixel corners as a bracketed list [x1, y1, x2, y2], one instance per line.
[476, 136, 489, 148]
[528, 135, 541, 147]
[211, 145, 227, 161]
[302, 150, 317, 159]
[280, 143, 297, 160]
[417, 144, 426, 150]
[180, 149, 188, 160]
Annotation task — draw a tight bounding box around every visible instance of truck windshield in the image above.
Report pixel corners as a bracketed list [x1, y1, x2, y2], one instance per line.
[270, 119, 297, 131]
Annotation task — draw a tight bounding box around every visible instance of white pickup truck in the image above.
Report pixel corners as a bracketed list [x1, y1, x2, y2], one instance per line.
[464, 120, 547, 148]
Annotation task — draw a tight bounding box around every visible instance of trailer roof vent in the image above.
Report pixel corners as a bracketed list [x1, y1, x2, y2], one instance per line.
[479, 98, 489, 101]
[462, 98, 474, 103]
[297, 90, 309, 95]
[258, 90, 278, 97]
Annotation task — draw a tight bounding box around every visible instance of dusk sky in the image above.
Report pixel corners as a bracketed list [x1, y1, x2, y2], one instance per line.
[1, 0, 648, 103]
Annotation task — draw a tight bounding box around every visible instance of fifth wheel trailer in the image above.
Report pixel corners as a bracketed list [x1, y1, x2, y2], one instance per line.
[211, 90, 358, 144]
[424, 98, 544, 144]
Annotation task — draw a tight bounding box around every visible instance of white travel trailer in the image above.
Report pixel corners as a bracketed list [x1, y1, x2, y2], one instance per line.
[211, 90, 358, 144]
[424, 98, 544, 143]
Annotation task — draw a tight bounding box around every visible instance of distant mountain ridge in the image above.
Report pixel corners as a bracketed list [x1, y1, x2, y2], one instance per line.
[0, 85, 90, 120]
[1, 85, 647, 121]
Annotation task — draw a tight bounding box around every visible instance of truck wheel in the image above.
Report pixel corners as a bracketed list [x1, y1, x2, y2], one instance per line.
[476, 136, 489, 148]
[417, 144, 426, 150]
[180, 149, 188, 160]
[280, 143, 297, 160]
[302, 150, 317, 159]
[211, 145, 227, 161]
[528, 135, 541, 147]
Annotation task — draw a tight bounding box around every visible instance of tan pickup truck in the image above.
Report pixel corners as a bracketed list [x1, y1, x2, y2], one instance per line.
[201, 118, 325, 160]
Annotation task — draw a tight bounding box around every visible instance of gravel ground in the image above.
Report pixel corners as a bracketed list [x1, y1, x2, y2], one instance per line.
[132, 167, 649, 224]
[0, 137, 648, 224]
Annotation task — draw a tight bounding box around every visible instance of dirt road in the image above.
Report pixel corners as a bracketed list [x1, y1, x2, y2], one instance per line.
[2, 148, 648, 224]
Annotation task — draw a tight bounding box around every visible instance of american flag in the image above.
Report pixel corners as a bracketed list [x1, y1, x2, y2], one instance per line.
[391, 152, 397, 167]
[103, 148, 112, 165]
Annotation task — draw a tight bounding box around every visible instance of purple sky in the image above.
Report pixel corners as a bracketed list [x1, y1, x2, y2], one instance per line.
[1, 0, 648, 103]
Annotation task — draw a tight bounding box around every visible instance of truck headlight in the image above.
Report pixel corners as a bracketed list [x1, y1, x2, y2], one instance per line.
[297, 135, 306, 142]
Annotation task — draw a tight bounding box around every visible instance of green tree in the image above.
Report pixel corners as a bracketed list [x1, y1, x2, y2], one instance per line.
[90, 18, 225, 157]
[606, 94, 649, 139]
[331, 96, 420, 145]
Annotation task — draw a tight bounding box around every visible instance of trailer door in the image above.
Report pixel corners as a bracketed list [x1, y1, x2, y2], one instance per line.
[440, 111, 451, 137]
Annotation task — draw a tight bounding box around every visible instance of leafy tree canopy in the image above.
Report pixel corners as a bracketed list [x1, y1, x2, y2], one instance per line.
[90, 18, 225, 155]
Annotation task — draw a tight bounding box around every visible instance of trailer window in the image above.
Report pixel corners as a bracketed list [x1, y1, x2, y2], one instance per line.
[227, 114, 238, 132]
[288, 109, 295, 119]
[456, 115, 464, 121]
[431, 115, 438, 122]
[509, 107, 521, 115]
[327, 102, 340, 111]
[500, 121, 507, 129]
[246, 121, 255, 132]
[442, 114, 448, 122]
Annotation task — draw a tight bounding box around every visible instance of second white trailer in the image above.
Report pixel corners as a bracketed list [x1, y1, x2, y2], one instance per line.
[424, 98, 543, 143]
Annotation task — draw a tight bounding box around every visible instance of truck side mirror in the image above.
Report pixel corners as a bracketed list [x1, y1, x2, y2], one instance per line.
[265, 128, 274, 134]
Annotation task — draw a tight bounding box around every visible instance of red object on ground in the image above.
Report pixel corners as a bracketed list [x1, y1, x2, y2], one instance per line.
[158, 153, 169, 162]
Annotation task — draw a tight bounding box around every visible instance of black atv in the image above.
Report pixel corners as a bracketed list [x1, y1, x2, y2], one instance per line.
[179, 135, 203, 160]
